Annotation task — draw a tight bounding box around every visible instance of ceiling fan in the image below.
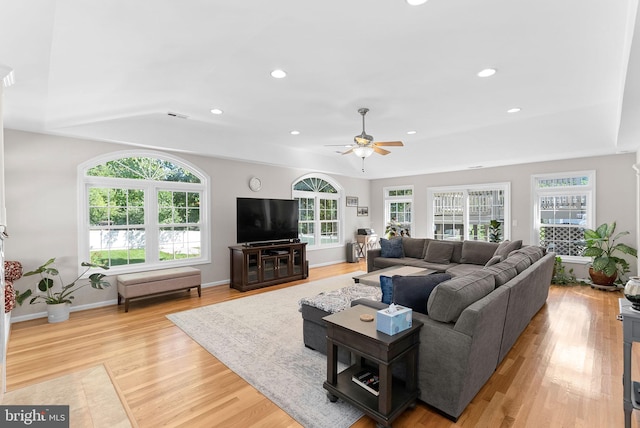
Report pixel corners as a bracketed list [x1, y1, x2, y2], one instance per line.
[342, 107, 404, 157]
[329, 108, 404, 172]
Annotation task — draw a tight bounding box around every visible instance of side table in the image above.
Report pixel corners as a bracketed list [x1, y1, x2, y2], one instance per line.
[323, 304, 423, 428]
[620, 298, 640, 428]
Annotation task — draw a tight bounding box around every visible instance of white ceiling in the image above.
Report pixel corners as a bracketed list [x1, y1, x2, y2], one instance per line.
[1, 0, 639, 179]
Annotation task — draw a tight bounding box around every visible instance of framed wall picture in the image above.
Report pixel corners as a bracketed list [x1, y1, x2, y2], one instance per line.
[346, 196, 358, 207]
[357, 206, 369, 216]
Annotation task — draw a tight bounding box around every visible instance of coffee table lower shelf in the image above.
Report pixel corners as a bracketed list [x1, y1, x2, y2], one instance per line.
[324, 364, 419, 426]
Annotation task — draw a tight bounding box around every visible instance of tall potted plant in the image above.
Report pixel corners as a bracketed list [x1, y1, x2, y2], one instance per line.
[582, 222, 637, 288]
[15, 258, 110, 323]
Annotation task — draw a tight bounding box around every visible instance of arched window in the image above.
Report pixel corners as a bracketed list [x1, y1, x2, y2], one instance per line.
[79, 150, 209, 273]
[292, 174, 343, 248]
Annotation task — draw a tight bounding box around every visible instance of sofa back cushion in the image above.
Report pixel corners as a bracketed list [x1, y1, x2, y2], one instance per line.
[391, 273, 452, 314]
[427, 270, 496, 322]
[502, 252, 531, 273]
[424, 240, 455, 264]
[511, 245, 545, 263]
[483, 261, 518, 287]
[380, 238, 404, 258]
[460, 240, 500, 265]
[402, 237, 427, 259]
[493, 240, 523, 260]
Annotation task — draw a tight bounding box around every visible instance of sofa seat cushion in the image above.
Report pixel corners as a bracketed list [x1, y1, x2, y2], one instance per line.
[445, 263, 486, 277]
[460, 240, 499, 265]
[402, 237, 427, 258]
[380, 238, 404, 258]
[392, 273, 452, 314]
[483, 261, 519, 287]
[427, 270, 496, 323]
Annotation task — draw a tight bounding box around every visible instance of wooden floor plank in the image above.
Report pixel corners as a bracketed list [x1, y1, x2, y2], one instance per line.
[5, 261, 637, 427]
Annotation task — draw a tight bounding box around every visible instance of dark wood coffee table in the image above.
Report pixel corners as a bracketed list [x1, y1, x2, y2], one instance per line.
[323, 304, 423, 427]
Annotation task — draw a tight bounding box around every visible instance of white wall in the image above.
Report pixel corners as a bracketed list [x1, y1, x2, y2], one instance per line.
[5, 128, 638, 319]
[369, 153, 638, 279]
[4, 129, 370, 319]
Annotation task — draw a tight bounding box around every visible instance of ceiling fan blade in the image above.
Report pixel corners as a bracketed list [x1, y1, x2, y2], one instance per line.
[373, 141, 404, 147]
[342, 148, 355, 155]
[325, 144, 354, 147]
[373, 146, 391, 155]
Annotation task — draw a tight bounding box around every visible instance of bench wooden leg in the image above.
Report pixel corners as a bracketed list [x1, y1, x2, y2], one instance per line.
[197, 285, 201, 297]
[125, 299, 130, 313]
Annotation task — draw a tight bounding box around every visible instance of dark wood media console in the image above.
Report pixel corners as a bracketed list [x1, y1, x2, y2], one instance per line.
[229, 242, 307, 291]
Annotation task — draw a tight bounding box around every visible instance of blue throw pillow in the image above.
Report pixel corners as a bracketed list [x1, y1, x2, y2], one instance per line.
[392, 273, 452, 314]
[380, 238, 404, 258]
[380, 275, 393, 304]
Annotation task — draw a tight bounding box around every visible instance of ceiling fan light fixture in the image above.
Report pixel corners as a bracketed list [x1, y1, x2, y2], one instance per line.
[406, 0, 428, 5]
[210, 108, 223, 115]
[353, 146, 374, 158]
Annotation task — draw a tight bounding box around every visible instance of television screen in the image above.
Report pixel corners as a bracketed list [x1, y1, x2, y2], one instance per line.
[237, 198, 299, 244]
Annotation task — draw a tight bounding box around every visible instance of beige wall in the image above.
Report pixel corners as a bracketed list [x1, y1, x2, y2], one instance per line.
[4, 129, 370, 319]
[369, 153, 638, 279]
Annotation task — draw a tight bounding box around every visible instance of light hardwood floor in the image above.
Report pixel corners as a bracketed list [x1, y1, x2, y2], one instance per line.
[5, 261, 636, 427]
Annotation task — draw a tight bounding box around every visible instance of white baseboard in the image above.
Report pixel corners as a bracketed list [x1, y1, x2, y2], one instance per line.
[10, 280, 227, 323]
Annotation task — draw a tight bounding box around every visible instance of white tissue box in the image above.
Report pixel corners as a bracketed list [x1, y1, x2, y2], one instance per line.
[376, 305, 412, 335]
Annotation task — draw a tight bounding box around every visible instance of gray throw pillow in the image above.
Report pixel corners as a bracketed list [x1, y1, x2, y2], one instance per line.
[424, 241, 454, 264]
[484, 255, 502, 267]
[380, 238, 404, 258]
[391, 273, 452, 314]
[493, 240, 522, 260]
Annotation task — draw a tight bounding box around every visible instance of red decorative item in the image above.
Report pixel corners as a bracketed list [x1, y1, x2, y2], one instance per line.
[4, 261, 23, 313]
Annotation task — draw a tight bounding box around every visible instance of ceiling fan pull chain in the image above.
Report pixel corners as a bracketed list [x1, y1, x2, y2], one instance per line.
[361, 157, 366, 173]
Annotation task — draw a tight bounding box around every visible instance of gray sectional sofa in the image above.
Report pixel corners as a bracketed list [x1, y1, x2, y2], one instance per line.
[301, 237, 554, 420]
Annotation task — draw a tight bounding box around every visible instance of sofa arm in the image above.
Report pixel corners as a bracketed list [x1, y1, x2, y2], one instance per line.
[367, 248, 382, 272]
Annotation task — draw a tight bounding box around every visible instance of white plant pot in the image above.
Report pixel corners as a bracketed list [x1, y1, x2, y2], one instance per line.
[47, 303, 70, 323]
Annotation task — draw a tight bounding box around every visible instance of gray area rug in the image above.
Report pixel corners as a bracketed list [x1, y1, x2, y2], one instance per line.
[167, 272, 367, 428]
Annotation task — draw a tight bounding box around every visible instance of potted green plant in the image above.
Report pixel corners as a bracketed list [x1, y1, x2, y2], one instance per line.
[15, 258, 110, 323]
[551, 256, 577, 285]
[582, 222, 637, 288]
[488, 220, 502, 243]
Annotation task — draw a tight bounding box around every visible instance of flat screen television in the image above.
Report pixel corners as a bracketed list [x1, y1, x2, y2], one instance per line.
[236, 198, 299, 244]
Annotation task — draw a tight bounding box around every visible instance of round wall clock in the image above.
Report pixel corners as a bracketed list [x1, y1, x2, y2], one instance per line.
[249, 177, 262, 192]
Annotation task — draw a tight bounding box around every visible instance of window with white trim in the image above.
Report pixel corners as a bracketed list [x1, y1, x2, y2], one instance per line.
[292, 174, 343, 248]
[532, 171, 595, 261]
[384, 186, 413, 237]
[79, 151, 209, 273]
[427, 183, 510, 241]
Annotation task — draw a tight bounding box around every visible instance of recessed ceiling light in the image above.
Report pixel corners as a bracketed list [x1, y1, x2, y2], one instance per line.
[270, 69, 287, 79]
[290, 130, 300, 135]
[477, 68, 497, 77]
[507, 107, 521, 113]
[407, 130, 417, 135]
[210, 108, 223, 115]
[406, 0, 428, 5]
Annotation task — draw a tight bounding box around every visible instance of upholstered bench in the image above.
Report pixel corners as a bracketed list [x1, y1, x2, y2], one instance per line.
[117, 267, 201, 312]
